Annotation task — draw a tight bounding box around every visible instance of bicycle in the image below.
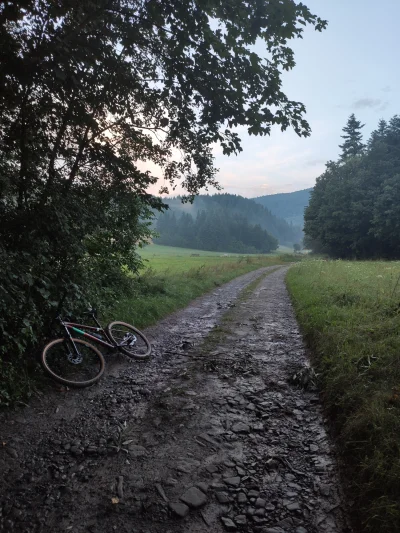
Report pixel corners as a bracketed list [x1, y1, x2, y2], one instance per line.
[41, 308, 151, 388]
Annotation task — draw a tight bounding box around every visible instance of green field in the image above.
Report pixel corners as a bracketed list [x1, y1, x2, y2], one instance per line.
[139, 243, 293, 273]
[111, 245, 295, 329]
[286, 260, 400, 533]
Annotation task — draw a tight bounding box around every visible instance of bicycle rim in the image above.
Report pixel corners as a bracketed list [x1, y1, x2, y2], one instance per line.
[41, 338, 105, 387]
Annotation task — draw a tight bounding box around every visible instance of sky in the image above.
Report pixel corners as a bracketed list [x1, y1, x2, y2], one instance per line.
[151, 0, 400, 199]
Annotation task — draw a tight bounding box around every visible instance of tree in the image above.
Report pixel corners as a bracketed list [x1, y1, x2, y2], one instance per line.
[0, 0, 327, 398]
[293, 243, 302, 253]
[154, 207, 278, 253]
[304, 114, 400, 259]
[368, 119, 388, 149]
[163, 193, 303, 245]
[339, 114, 365, 160]
[304, 159, 368, 258]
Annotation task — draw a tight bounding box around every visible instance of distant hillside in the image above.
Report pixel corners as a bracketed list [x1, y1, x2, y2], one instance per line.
[154, 193, 303, 246]
[253, 188, 312, 228]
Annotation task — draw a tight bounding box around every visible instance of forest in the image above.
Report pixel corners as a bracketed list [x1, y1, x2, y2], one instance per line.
[304, 113, 400, 258]
[156, 193, 303, 250]
[155, 208, 279, 254]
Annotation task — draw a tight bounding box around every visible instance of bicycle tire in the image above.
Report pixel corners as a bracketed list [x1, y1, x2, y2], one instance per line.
[106, 321, 151, 359]
[41, 337, 105, 388]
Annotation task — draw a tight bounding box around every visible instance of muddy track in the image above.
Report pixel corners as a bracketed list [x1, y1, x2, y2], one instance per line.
[0, 266, 350, 533]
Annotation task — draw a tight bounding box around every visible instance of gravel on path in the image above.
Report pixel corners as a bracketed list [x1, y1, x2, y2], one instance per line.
[0, 266, 350, 533]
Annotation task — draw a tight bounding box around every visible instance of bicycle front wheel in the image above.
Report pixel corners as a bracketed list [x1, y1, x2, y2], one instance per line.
[41, 338, 105, 388]
[106, 321, 151, 359]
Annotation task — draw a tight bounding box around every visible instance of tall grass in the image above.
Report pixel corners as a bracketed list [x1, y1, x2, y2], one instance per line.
[286, 260, 400, 533]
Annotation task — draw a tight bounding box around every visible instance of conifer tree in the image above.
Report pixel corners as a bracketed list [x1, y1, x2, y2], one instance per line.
[339, 114, 365, 160]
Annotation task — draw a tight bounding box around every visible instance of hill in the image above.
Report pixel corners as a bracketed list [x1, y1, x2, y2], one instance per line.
[253, 188, 312, 227]
[155, 193, 303, 247]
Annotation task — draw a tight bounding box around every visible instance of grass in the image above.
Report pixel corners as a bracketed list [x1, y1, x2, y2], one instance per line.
[111, 247, 296, 329]
[286, 259, 400, 533]
[139, 243, 294, 273]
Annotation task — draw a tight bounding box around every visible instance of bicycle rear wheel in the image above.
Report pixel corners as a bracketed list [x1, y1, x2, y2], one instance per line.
[41, 338, 105, 387]
[106, 321, 151, 359]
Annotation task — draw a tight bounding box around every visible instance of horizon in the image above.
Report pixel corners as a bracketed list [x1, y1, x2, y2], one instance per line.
[158, 187, 313, 201]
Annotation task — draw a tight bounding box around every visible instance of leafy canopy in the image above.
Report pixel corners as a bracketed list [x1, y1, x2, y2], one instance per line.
[1, 0, 327, 199]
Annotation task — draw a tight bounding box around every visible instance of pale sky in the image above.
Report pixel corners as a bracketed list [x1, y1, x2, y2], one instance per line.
[152, 0, 400, 198]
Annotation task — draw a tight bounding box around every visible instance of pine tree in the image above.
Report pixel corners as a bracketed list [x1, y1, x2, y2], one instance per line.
[339, 114, 365, 160]
[368, 119, 388, 149]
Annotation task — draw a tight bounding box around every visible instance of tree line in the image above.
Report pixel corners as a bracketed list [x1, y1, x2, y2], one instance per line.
[155, 209, 279, 254]
[161, 193, 303, 246]
[304, 113, 400, 259]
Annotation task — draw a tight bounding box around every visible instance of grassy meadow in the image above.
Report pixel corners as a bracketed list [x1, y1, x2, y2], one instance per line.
[111, 244, 294, 328]
[286, 260, 400, 533]
[139, 243, 294, 272]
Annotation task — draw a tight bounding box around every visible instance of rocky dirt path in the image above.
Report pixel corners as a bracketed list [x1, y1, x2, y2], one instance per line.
[0, 266, 349, 533]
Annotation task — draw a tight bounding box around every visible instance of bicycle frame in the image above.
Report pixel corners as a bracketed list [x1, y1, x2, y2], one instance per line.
[60, 316, 116, 350]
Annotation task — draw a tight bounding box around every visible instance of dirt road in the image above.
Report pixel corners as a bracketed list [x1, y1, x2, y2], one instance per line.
[0, 266, 349, 533]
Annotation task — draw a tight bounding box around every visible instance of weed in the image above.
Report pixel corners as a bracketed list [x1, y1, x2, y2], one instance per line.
[110, 421, 133, 454]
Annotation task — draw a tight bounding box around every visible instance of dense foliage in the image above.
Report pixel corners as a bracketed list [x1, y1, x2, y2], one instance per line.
[155, 208, 279, 253]
[304, 114, 400, 258]
[159, 193, 303, 245]
[0, 0, 325, 404]
[253, 188, 312, 227]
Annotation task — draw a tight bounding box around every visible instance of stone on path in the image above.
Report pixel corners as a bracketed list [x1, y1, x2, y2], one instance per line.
[286, 501, 301, 511]
[235, 514, 247, 525]
[237, 492, 247, 504]
[180, 486, 207, 508]
[169, 502, 190, 518]
[232, 422, 250, 433]
[255, 497, 266, 508]
[196, 482, 209, 494]
[224, 476, 241, 487]
[216, 492, 230, 504]
[221, 517, 237, 530]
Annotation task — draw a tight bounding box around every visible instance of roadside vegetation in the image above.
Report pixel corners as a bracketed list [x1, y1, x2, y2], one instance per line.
[286, 259, 400, 533]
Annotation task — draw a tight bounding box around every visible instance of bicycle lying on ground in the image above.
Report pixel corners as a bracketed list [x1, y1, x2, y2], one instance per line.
[41, 309, 151, 388]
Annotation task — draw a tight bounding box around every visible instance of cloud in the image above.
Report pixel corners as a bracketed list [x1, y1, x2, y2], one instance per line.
[381, 86, 391, 93]
[352, 98, 388, 111]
